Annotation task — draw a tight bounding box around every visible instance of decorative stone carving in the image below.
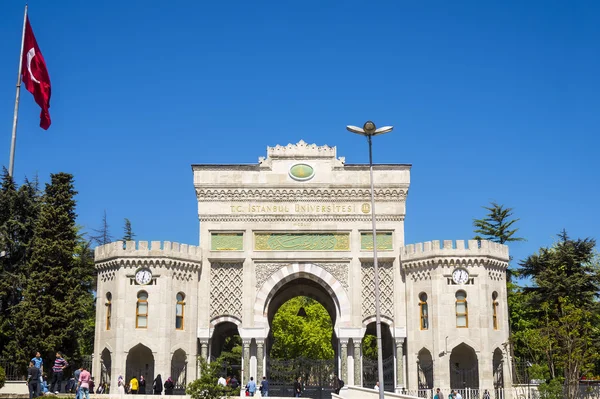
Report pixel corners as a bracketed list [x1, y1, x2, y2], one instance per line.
[255, 262, 349, 291]
[361, 232, 394, 251]
[361, 262, 394, 318]
[211, 233, 244, 251]
[210, 263, 243, 319]
[255, 263, 288, 288]
[318, 263, 349, 291]
[195, 188, 407, 203]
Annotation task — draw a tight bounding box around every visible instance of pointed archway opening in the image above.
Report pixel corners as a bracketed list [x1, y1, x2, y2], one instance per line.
[417, 348, 434, 390]
[362, 322, 394, 392]
[100, 348, 111, 391]
[171, 349, 187, 395]
[450, 343, 479, 391]
[266, 277, 338, 398]
[493, 348, 504, 394]
[210, 321, 242, 382]
[125, 344, 154, 391]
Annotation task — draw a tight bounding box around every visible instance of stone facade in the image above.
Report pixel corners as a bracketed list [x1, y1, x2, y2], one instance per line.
[92, 140, 511, 395]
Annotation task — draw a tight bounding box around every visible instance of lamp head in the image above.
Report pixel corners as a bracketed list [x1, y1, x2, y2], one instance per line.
[363, 121, 376, 134]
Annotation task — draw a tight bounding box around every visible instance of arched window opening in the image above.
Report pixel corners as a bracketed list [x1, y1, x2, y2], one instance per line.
[176, 292, 185, 330]
[419, 292, 428, 330]
[106, 292, 112, 330]
[455, 290, 468, 328]
[137, 291, 148, 328]
[492, 291, 499, 330]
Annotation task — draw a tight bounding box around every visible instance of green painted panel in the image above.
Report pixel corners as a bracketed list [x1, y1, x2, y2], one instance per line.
[255, 232, 349, 251]
[361, 232, 393, 251]
[211, 233, 244, 251]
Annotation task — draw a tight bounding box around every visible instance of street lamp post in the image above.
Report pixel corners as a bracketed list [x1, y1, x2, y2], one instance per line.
[347, 121, 393, 399]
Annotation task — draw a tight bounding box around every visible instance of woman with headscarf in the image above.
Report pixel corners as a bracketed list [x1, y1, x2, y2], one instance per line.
[163, 377, 174, 395]
[117, 376, 125, 395]
[153, 375, 163, 395]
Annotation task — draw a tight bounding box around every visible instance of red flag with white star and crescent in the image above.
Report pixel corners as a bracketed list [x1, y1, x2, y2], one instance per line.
[21, 16, 51, 130]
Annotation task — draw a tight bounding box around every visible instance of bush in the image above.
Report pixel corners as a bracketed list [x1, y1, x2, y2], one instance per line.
[0, 366, 5, 389]
[538, 377, 564, 399]
[186, 359, 239, 399]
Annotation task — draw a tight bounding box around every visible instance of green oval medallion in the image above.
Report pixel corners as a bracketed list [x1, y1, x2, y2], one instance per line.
[289, 164, 315, 181]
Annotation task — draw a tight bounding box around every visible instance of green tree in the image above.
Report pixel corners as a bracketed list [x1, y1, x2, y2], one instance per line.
[4, 173, 95, 372]
[517, 231, 600, 399]
[473, 202, 525, 245]
[0, 169, 41, 357]
[187, 358, 239, 399]
[122, 218, 135, 242]
[91, 210, 112, 245]
[270, 297, 334, 360]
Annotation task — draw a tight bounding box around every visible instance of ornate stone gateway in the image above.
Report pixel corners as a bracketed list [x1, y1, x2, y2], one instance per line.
[92, 140, 513, 396]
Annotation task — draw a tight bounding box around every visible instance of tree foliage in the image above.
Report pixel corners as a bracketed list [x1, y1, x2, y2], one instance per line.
[187, 358, 239, 399]
[270, 297, 334, 360]
[515, 231, 600, 398]
[122, 218, 135, 242]
[91, 209, 112, 246]
[473, 202, 525, 244]
[1, 173, 96, 374]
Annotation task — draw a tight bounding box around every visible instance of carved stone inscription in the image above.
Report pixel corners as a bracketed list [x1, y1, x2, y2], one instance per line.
[255, 233, 350, 251]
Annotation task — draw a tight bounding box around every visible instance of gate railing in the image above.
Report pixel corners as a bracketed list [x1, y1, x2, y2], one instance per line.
[267, 357, 335, 399]
[363, 355, 395, 392]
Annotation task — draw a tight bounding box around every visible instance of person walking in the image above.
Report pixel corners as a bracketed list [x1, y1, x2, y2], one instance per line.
[117, 376, 125, 395]
[78, 367, 91, 399]
[245, 377, 256, 397]
[27, 361, 41, 399]
[139, 376, 146, 394]
[153, 374, 163, 395]
[483, 390, 491, 399]
[163, 377, 174, 395]
[74, 367, 83, 399]
[130, 376, 139, 394]
[259, 376, 269, 397]
[293, 377, 302, 397]
[50, 352, 68, 394]
[434, 388, 445, 399]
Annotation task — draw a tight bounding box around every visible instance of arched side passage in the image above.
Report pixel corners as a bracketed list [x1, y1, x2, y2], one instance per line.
[254, 263, 351, 328]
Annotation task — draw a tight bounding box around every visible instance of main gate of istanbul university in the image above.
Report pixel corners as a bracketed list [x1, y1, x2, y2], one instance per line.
[93, 140, 513, 397]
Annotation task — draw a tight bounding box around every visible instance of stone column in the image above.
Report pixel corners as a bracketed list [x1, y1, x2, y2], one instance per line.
[256, 340, 265, 379]
[340, 340, 349, 383]
[198, 340, 209, 377]
[242, 340, 252, 384]
[353, 339, 362, 386]
[395, 338, 405, 387]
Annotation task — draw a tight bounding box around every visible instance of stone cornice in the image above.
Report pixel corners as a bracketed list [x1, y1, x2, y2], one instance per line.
[95, 241, 202, 271]
[195, 188, 408, 202]
[199, 214, 404, 223]
[401, 239, 509, 271]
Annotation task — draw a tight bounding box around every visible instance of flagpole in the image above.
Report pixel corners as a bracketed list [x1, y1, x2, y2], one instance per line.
[8, 4, 28, 177]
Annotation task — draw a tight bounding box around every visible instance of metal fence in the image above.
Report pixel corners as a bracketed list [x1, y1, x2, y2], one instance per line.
[0, 357, 25, 381]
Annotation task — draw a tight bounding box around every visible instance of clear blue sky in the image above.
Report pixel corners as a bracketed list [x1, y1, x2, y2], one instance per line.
[0, 0, 598, 268]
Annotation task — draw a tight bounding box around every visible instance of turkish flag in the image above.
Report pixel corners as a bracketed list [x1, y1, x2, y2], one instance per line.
[22, 16, 51, 130]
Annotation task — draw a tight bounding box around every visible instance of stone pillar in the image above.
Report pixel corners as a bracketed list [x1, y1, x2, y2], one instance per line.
[340, 340, 349, 383]
[198, 339, 209, 377]
[395, 338, 405, 387]
[256, 340, 265, 379]
[353, 340, 362, 386]
[242, 340, 252, 384]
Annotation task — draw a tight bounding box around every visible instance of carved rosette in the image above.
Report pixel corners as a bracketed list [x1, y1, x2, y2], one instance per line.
[361, 261, 394, 318]
[210, 263, 243, 318]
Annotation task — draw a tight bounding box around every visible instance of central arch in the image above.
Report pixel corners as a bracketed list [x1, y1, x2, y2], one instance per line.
[254, 263, 351, 329]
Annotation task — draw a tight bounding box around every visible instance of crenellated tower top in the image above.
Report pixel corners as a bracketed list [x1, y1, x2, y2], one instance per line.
[95, 240, 202, 270]
[401, 239, 509, 269]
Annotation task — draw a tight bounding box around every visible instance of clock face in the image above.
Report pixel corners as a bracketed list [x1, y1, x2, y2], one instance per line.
[452, 268, 469, 284]
[135, 268, 152, 285]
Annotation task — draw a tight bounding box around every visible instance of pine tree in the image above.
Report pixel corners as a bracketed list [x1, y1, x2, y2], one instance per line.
[123, 218, 135, 242]
[5, 173, 94, 373]
[473, 202, 525, 244]
[91, 210, 112, 245]
[0, 169, 40, 354]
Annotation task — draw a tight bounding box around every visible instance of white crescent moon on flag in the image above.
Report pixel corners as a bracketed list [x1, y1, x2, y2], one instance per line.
[26, 47, 41, 84]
